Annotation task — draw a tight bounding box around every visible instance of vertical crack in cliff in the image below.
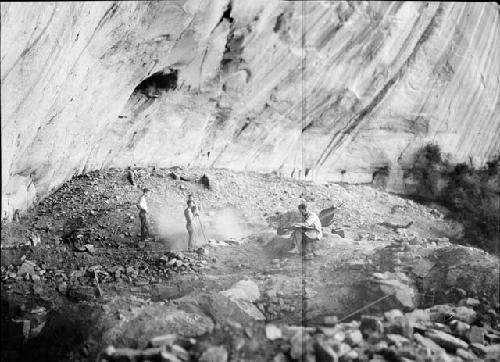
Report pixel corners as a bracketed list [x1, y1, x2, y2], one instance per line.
[313, 3, 445, 172]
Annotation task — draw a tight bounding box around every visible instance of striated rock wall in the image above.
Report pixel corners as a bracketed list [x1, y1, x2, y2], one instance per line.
[2, 1, 500, 219]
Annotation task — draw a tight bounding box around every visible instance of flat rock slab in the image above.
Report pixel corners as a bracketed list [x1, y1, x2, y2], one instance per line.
[426, 329, 469, 350]
[221, 279, 260, 302]
[209, 293, 265, 325]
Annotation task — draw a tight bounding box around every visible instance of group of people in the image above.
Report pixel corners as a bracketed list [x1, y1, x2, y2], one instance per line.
[136, 188, 323, 258]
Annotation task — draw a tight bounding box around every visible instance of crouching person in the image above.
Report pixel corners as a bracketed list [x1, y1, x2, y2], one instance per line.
[289, 203, 322, 259]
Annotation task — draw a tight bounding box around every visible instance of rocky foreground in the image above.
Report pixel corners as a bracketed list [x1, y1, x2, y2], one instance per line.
[1, 167, 499, 361]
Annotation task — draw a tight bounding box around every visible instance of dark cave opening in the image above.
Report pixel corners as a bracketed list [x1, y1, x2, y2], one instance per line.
[372, 165, 390, 188]
[133, 70, 178, 98]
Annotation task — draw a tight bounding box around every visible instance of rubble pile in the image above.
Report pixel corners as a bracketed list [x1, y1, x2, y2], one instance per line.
[159, 252, 209, 275]
[99, 299, 500, 362]
[256, 290, 298, 321]
[1, 250, 209, 304]
[1, 167, 498, 361]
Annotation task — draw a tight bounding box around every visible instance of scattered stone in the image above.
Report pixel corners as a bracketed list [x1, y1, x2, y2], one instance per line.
[345, 329, 363, 346]
[410, 260, 434, 277]
[57, 281, 68, 294]
[273, 352, 289, 362]
[456, 348, 478, 361]
[377, 276, 416, 309]
[360, 316, 384, 336]
[459, 298, 481, 307]
[453, 306, 477, 324]
[290, 330, 312, 359]
[426, 329, 468, 350]
[470, 343, 500, 359]
[17, 261, 37, 277]
[386, 334, 410, 348]
[324, 315, 339, 326]
[221, 279, 260, 302]
[314, 337, 338, 362]
[384, 309, 404, 323]
[266, 324, 282, 340]
[332, 331, 346, 343]
[387, 315, 413, 338]
[336, 343, 352, 356]
[197, 247, 209, 256]
[343, 349, 359, 360]
[209, 292, 265, 325]
[406, 309, 431, 324]
[486, 333, 500, 344]
[331, 229, 345, 238]
[467, 326, 484, 344]
[150, 333, 177, 347]
[67, 285, 97, 301]
[450, 320, 470, 338]
[199, 346, 227, 362]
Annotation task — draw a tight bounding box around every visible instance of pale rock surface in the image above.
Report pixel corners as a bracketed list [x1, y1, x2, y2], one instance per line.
[2, 1, 500, 219]
[220, 279, 260, 301]
[208, 279, 265, 324]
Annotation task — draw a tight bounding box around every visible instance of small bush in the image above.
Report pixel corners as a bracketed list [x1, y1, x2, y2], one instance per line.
[406, 145, 499, 254]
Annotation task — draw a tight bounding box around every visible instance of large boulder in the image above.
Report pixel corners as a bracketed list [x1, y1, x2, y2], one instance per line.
[220, 279, 260, 302]
[208, 279, 265, 325]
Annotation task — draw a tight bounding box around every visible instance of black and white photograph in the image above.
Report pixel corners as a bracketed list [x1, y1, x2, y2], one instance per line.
[1, 1, 499, 361]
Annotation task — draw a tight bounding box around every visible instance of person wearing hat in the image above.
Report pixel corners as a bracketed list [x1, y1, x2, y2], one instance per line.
[288, 203, 322, 259]
[137, 188, 150, 242]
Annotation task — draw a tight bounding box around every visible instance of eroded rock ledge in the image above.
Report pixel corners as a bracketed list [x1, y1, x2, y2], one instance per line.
[2, 1, 500, 219]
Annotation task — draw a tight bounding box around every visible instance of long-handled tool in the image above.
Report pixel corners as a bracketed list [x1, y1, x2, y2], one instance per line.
[197, 215, 208, 244]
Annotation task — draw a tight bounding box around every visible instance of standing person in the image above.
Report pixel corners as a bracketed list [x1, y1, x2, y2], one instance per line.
[137, 188, 150, 242]
[188, 194, 202, 214]
[127, 166, 136, 186]
[288, 203, 322, 259]
[184, 199, 199, 251]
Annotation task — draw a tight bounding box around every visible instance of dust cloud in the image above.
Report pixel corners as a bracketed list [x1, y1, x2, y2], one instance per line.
[151, 206, 259, 250]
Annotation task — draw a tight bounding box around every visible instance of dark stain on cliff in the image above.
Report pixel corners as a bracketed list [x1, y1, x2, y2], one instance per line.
[95, 2, 119, 31]
[313, 4, 444, 170]
[221, 32, 245, 74]
[1, 4, 57, 82]
[234, 120, 250, 138]
[217, 1, 234, 26]
[302, 121, 314, 133]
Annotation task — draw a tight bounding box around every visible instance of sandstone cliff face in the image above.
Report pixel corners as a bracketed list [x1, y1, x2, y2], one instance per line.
[2, 1, 500, 219]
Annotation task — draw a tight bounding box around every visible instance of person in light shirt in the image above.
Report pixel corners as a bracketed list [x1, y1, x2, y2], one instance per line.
[288, 203, 322, 259]
[184, 199, 199, 251]
[137, 188, 150, 242]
